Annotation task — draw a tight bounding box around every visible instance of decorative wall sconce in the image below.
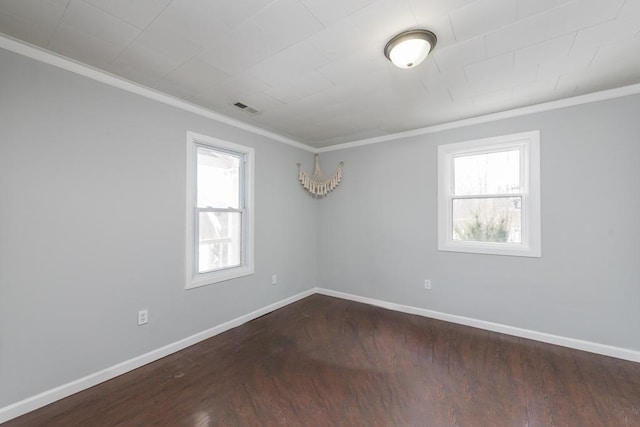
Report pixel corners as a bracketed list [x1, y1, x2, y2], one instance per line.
[297, 154, 343, 197]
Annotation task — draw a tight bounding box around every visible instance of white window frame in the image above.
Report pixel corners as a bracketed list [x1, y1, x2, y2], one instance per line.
[186, 131, 254, 289]
[438, 130, 541, 257]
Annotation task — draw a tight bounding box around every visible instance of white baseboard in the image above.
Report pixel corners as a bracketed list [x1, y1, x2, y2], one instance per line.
[0, 289, 315, 424]
[4, 286, 639, 424]
[315, 287, 640, 364]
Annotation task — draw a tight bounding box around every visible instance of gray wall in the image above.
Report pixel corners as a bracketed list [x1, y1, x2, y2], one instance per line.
[2, 43, 640, 411]
[0, 48, 317, 407]
[318, 94, 640, 352]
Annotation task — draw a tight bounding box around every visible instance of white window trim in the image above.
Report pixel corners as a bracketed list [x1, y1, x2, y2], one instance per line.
[186, 131, 255, 289]
[438, 130, 541, 257]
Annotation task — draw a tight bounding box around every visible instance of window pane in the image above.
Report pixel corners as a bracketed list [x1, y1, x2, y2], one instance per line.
[454, 150, 520, 196]
[198, 211, 242, 273]
[197, 146, 241, 209]
[453, 197, 522, 243]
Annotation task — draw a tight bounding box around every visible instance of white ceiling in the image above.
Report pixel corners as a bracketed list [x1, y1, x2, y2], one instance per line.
[1, 0, 639, 148]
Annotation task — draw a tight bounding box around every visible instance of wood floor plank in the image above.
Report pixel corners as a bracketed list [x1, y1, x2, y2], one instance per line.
[3, 295, 640, 426]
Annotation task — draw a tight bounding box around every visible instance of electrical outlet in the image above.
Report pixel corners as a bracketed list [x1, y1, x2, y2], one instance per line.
[138, 309, 148, 326]
[271, 274, 278, 285]
[424, 280, 431, 290]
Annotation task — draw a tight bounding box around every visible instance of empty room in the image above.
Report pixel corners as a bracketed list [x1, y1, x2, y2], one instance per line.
[1, 0, 640, 425]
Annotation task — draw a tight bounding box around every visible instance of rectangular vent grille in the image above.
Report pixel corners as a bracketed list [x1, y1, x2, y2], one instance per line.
[233, 101, 259, 114]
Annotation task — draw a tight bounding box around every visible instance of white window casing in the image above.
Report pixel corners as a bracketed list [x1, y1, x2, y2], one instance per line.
[438, 130, 541, 257]
[186, 131, 254, 289]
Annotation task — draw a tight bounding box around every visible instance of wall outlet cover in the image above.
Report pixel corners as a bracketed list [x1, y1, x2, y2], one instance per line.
[138, 309, 148, 325]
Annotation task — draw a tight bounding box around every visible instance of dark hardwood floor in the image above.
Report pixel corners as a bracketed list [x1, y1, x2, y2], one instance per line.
[4, 294, 640, 426]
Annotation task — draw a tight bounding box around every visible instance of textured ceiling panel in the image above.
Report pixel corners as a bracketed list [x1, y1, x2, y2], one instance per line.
[1, 0, 639, 148]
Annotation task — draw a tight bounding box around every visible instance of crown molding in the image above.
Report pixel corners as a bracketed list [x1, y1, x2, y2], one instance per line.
[4, 33, 640, 155]
[317, 83, 640, 153]
[0, 33, 315, 153]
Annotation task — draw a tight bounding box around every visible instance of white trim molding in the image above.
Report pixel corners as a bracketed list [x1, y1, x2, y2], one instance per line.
[185, 132, 255, 289]
[437, 130, 541, 257]
[317, 83, 640, 153]
[3, 34, 640, 155]
[2, 286, 639, 423]
[0, 289, 315, 424]
[315, 288, 640, 364]
[0, 33, 314, 153]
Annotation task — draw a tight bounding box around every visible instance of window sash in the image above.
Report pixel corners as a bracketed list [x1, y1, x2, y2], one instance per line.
[451, 193, 525, 200]
[451, 144, 527, 197]
[194, 207, 245, 274]
[186, 131, 254, 289]
[449, 146, 528, 246]
[195, 143, 246, 209]
[451, 196, 524, 244]
[438, 130, 540, 257]
[194, 144, 247, 275]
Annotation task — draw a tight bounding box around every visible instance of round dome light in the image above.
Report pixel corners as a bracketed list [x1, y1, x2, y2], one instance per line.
[384, 29, 437, 69]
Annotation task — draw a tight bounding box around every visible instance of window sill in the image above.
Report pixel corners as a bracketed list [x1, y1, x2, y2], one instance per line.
[438, 240, 541, 258]
[186, 266, 254, 290]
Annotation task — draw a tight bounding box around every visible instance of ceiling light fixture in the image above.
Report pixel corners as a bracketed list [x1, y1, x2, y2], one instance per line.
[384, 29, 437, 69]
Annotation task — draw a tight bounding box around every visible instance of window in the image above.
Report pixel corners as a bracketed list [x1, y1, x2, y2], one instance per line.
[438, 131, 541, 257]
[186, 132, 254, 288]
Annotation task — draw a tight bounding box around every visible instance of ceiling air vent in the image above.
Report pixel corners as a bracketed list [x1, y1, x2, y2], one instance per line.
[233, 101, 259, 114]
